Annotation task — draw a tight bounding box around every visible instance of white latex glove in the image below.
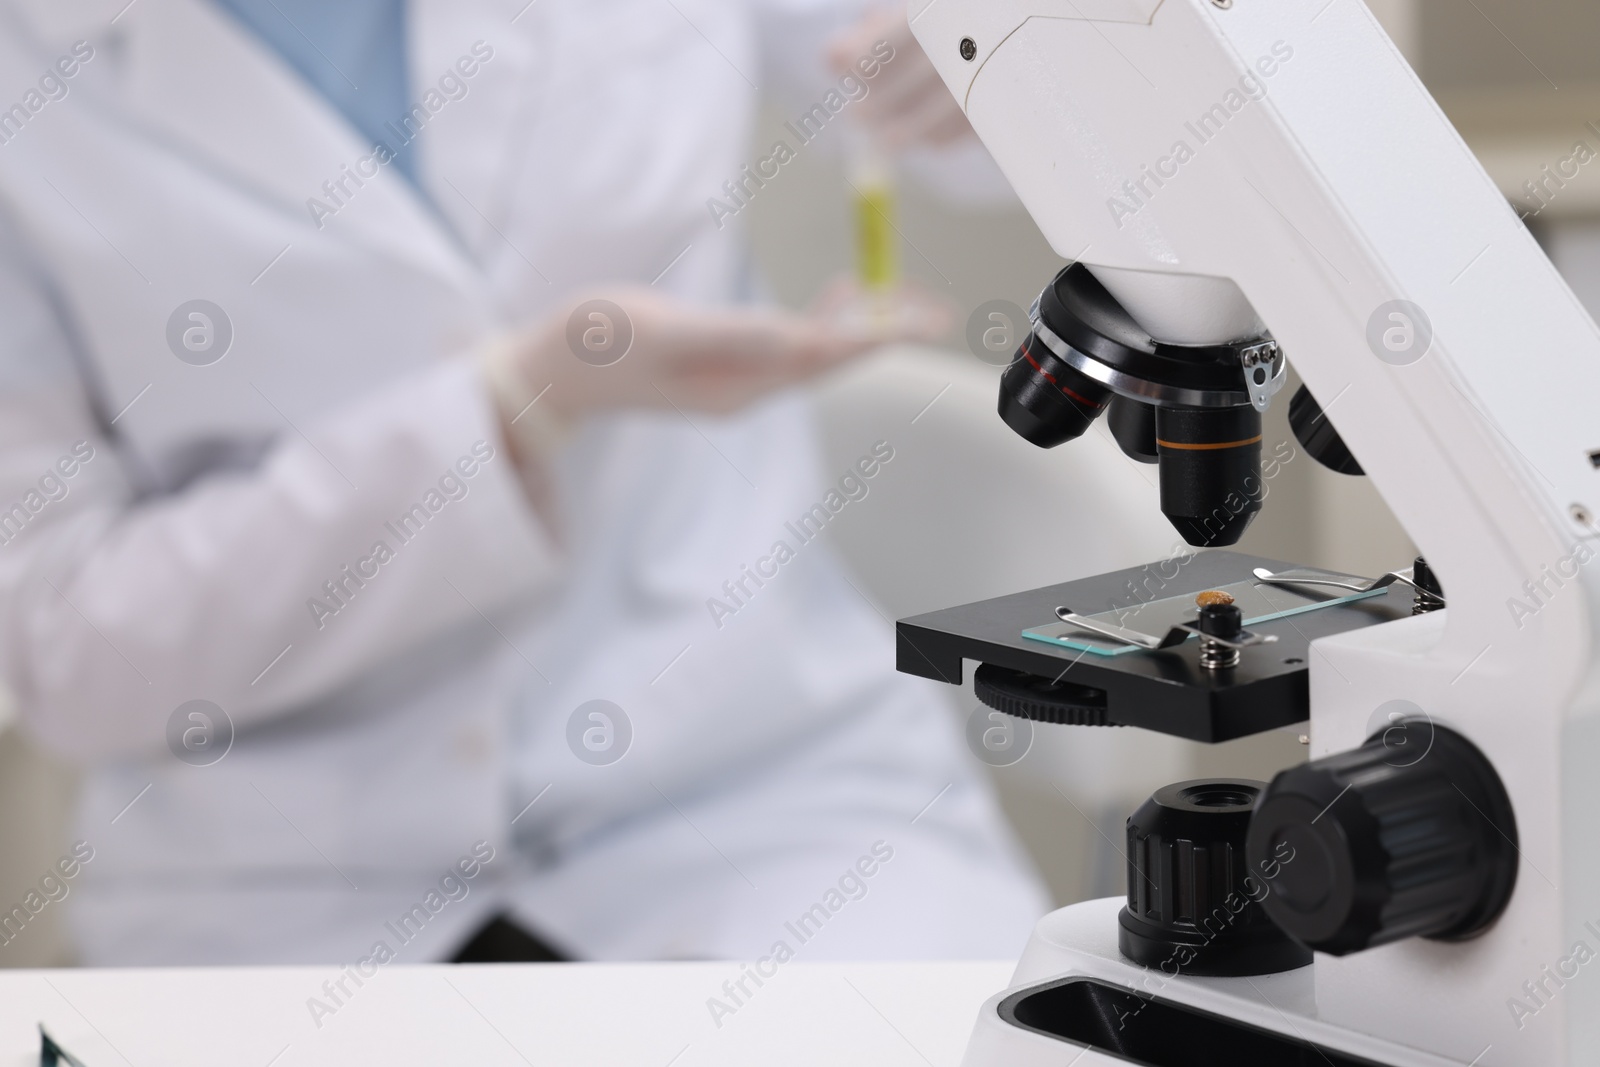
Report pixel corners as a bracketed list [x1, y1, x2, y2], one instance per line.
[492, 287, 883, 418]
[828, 8, 973, 152]
[482, 288, 938, 497]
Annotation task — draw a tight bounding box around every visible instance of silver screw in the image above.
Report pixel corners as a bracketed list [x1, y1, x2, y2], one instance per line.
[1298, 734, 1310, 746]
[1212, 0, 1234, 7]
[1573, 504, 1595, 528]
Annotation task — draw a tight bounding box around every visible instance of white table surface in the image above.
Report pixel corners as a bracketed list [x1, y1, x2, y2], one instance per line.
[0, 961, 1013, 1067]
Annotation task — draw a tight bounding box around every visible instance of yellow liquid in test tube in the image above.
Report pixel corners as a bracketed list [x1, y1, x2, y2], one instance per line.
[855, 178, 899, 292]
[849, 133, 899, 294]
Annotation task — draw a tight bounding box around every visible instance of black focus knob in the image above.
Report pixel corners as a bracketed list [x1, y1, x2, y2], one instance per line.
[1246, 721, 1518, 956]
[1119, 780, 1313, 977]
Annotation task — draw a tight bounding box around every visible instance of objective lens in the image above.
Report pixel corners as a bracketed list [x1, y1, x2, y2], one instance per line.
[1155, 406, 1264, 547]
[997, 334, 1112, 448]
[1289, 385, 1363, 476]
[1107, 396, 1159, 464]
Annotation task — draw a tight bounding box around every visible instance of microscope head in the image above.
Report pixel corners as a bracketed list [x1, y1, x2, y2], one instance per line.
[998, 263, 1284, 546]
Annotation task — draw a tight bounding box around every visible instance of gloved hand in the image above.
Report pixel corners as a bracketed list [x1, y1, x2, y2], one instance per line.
[828, 8, 972, 152]
[481, 288, 897, 493]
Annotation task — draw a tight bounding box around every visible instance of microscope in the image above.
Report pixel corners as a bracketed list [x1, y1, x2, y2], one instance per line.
[897, 1, 1600, 1064]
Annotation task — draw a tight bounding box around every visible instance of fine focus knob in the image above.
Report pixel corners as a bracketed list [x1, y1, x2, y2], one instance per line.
[1119, 780, 1313, 976]
[1246, 721, 1518, 956]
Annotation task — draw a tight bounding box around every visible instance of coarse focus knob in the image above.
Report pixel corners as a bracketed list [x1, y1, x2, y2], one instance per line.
[1245, 721, 1518, 956]
[1119, 780, 1312, 977]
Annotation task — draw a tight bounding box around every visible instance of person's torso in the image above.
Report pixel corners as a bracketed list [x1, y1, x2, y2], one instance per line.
[0, 0, 947, 961]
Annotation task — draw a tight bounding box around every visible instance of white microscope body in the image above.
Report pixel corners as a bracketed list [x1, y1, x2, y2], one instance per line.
[908, 1, 1600, 1063]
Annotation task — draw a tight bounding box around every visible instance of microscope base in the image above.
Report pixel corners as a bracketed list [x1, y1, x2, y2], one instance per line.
[961, 899, 1456, 1067]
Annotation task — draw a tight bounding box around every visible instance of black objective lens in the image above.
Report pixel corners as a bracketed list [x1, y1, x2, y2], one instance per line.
[997, 334, 1112, 448]
[1156, 406, 1264, 547]
[1107, 396, 1159, 464]
[1289, 385, 1362, 476]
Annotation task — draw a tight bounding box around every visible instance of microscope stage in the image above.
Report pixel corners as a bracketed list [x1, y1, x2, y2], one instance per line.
[895, 551, 1416, 743]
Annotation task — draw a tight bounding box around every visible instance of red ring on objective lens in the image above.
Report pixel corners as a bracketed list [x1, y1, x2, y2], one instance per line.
[1022, 344, 1106, 410]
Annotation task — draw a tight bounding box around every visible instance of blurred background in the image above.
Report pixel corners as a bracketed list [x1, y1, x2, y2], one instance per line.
[3, 0, 1597, 964]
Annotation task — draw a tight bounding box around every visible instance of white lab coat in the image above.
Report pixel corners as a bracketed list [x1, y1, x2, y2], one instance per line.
[0, 0, 1047, 964]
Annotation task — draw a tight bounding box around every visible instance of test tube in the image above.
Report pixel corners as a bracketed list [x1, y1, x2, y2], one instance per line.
[847, 131, 899, 294]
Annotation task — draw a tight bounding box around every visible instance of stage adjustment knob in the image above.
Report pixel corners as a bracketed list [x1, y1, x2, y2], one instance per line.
[1246, 721, 1518, 956]
[1118, 780, 1312, 976]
